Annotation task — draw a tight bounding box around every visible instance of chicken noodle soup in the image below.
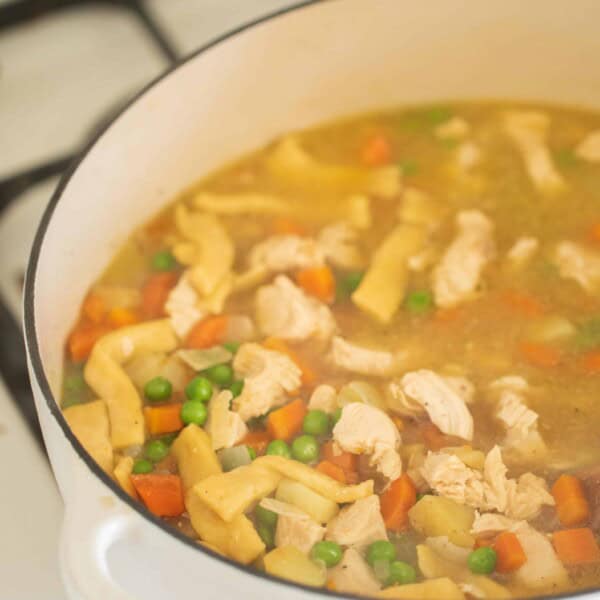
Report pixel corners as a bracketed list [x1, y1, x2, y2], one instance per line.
[62, 102, 600, 598]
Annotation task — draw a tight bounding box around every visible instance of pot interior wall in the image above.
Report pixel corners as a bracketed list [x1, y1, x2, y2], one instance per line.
[33, 0, 600, 395]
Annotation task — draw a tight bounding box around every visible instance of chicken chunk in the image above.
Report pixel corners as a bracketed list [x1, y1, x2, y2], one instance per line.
[164, 273, 205, 338]
[316, 221, 364, 270]
[333, 403, 402, 481]
[308, 385, 338, 414]
[575, 129, 600, 163]
[232, 343, 301, 421]
[249, 235, 324, 273]
[206, 390, 248, 450]
[326, 495, 388, 549]
[255, 275, 336, 342]
[470, 512, 520, 537]
[554, 241, 600, 293]
[432, 210, 496, 308]
[506, 236, 539, 268]
[503, 111, 566, 195]
[392, 369, 474, 441]
[330, 336, 403, 377]
[329, 548, 382, 597]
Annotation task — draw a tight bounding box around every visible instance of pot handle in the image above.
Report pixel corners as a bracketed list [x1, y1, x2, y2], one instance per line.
[60, 499, 136, 600]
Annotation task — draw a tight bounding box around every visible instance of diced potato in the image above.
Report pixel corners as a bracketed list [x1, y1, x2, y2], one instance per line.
[378, 577, 465, 599]
[171, 424, 222, 491]
[113, 455, 137, 498]
[441, 446, 486, 470]
[64, 399, 113, 473]
[408, 495, 475, 548]
[276, 479, 339, 524]
[263, 546, 327, 588]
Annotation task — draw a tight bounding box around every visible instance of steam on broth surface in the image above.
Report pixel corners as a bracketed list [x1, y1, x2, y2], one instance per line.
[62, 102, 600, 598]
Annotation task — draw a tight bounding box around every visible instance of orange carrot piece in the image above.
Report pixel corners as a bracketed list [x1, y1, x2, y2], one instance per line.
[552, 474, 591, 526]
[580, 350, 600, 374]
[141, 272, 178, 318]
[266, 399, 307, 442]
[130, 474, 185, 517]
[321, 441, 358, 473]
[589, 223, 600, 244]
[316, 460, 347, 483]
[271, 217, 306, 237]
[494, 531, 527, 573]
[242, 429, 273, 455]
[553, 528, 600, 566]
[519, 341, 561, 368]
[107, 307, 139, 328]
[295, 266, 336, 304]
[502, 291, 545, 318]
[380, 473, 417, 532]
[144, 404, 184, 436]
[185, 315, 229, 349]
[68, 322, 111, 362]
[263, 337, 316, 387]
[420, 422, 448, 451]
[82, 293, 106, 324]
[360, 133, 392, 166]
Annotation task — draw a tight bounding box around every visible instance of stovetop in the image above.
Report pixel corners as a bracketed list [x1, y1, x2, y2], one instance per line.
[0, 1, 296, 597]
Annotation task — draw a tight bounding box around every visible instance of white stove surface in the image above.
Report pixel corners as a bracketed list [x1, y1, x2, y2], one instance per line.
[0, 2, 297, 598]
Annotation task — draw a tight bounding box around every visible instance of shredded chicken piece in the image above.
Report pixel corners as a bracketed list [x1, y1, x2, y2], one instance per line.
[504, 111, 566, 195]
[329, 548, 382, 597]
[232, 343, 301, 421]
[575, 129, 600, 163]
[255, 275, 337, 342]
[392, 369, 474, 441]
[326, 495, 388, 549]
[554, 241, 600, 293]
[164, 273, 204, 338]
[421, 446, 554, 520]
[330, 336, 403, 377]
[249, 235, 324, 272]
[506, 236, 539, 268]
[333, 403, 402, 481]
[308, 384, 338, 414]
[470, 512, 520, 537]
[435, 117, 470, 140]
[206, 390, 248, 450]
[316, 221, 364, 270]
[455, 142, 482, 170]
[432, 210, 496, 308]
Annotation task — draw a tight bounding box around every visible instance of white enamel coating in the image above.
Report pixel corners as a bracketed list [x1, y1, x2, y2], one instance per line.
[25, 0, 600, 598]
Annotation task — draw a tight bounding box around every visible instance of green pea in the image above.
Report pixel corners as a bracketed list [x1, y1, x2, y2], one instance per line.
[405, 290, 433, 314]
[337, 271, 364, 300]
[132, 459, 153, 474]
[205, 364, 234, 386]
[257, 523, 275, 550]
[331, 407, 343, 427]
[64, 373, 85, 394]
[266, 439, 292, 459]
[144, 376, 172, 402]
[151, 250, 177, 272]
[303, 410, 330, 436]
[180, 401, 208, 426]
[387, 561, 417, 585]
[247, 446, 257, 460]
[555, 148, 578, 168]
[145, 439, 169, 463]
[291, 434, 320, 464]
[311, 541, 343, 567]
[398, 159, 418, 177]
[222, 341, 240, 354]
[468, 547, 497, 575]
[229, 379, 244, 398]
[367, 540, 397, 566]
[255, 505, 278, 528]
[185, 376, 213, 403]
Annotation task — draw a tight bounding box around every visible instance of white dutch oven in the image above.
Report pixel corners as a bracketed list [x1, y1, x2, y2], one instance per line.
[24, 0, 600, 598]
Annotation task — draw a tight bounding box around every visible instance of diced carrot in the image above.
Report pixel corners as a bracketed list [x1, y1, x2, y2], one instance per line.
[552, 474, 591, 526]
[242, 429, 273, 455]
[107, 307, 139, 328]
[380, 473, 417, 531]
[519, 341, 561, 368]
[271, 217, 306, 237]
[82, 293, 106, 324]
[326, 580, 337, 592]
[580, 350, 600, 374]
[494, 531, 527, 573]
[553, 528, 600, 566]
[263, 337, 316, 387]
[502, 291, 545, 318]
[360, 133, 392, 166]
[68, 322, 112, 362]
[144, 404, 184, 436]
[316, 460, 346, 483]
[266, 399, 307, 442]
[141, 272, 178, 318]
[420, 422, 448, 451]
[185, 315, 229, 349]
[295, 266, 336, 304]
[589, 223, 600, 244]
[130, 474, 185, 517]
[321, 441, 358, 473]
